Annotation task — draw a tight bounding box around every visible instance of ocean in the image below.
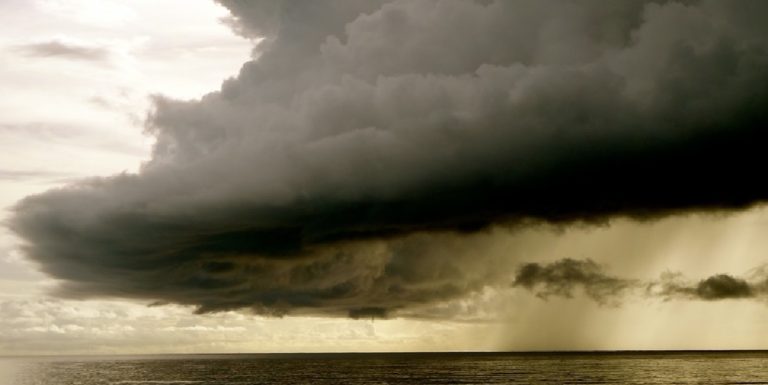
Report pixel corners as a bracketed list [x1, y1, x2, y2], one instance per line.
[1, 351, 767, 384]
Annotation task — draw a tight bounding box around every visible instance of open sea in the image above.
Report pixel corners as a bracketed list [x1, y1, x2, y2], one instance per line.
[1, 351, 767, 384]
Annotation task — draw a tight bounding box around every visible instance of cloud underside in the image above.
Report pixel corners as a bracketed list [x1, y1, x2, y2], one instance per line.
[10, 0, 768, 317]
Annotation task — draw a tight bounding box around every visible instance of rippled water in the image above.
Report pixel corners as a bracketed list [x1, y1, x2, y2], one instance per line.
[2, 351, 768, 384]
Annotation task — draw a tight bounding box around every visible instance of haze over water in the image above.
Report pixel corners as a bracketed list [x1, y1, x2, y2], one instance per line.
[2, 351, 768, 384]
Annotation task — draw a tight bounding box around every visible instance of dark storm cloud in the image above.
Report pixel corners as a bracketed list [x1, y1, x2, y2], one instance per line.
[10, 0, 768, 317]
[14, 40, 110, 61]
[515, 258, 768, 303]
[513, 259, 634, 304]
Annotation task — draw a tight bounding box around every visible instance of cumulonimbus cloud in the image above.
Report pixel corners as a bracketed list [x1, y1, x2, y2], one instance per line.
[10, 0, 768, 317]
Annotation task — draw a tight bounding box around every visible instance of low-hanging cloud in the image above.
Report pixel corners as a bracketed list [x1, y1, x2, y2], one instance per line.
[650, 272, 758, 300]
[10, 0, 768, 317]
[513, 259, 634, 304]
[515, 258, 768, 304]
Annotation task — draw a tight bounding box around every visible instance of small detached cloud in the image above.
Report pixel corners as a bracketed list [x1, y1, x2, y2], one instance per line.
[649, 272, 756, 301]
[0, 169, 76, 183]
[13, 39, 111, 61]
[513, 259, 634, 304]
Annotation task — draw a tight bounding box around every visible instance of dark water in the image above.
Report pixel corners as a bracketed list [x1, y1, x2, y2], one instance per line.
[2, 351, 768, 384]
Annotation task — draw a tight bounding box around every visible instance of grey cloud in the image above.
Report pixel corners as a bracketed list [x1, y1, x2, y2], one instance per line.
[515, 258, 768, 304]
[10, 0, 768, 318]
[14, 40, 110, 61]
[651, 272, 758, 300]
[513, 259, 635, 304]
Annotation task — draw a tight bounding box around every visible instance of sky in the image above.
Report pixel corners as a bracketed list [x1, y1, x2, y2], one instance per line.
[2, 0, 768, 355]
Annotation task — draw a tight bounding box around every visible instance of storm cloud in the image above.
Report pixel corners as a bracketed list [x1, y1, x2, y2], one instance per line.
[10, 0, 768, 317]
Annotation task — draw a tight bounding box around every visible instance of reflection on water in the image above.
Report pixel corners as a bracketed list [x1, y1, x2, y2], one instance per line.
[2, 351, 768, 385]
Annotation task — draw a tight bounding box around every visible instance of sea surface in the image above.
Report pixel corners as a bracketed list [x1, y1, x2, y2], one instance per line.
[1, 351, 767, 384]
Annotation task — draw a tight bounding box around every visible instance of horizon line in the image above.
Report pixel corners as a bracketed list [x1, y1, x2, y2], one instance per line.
[5, 349, 768, 359]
